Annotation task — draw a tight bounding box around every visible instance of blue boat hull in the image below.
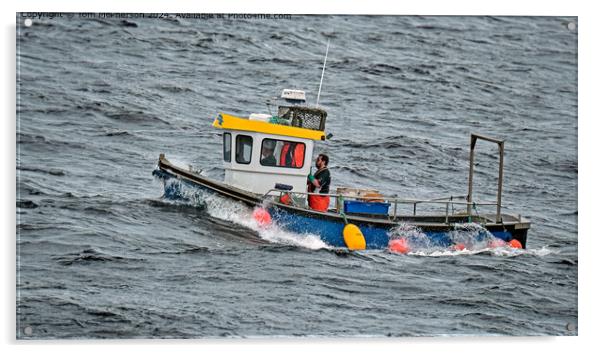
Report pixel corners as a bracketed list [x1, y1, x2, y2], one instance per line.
[268, 205, 513, 249]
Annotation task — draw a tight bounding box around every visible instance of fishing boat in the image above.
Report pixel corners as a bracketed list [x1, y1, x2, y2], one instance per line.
[153, 87, 531, 251]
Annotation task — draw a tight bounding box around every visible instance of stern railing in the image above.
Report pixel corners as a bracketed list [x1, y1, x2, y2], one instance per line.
[262, 189, 499, 224]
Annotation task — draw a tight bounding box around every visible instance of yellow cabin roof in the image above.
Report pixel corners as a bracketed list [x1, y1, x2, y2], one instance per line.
[212, 113, 326, 141]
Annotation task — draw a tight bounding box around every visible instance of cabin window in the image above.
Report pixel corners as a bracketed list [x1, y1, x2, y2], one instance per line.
[223, 133, 231, 162]
[260, 138, 305, 168]
[235, 135, 253, 164]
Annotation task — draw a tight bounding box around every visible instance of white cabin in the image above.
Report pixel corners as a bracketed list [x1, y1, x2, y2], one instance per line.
[212, 90, 328, 195]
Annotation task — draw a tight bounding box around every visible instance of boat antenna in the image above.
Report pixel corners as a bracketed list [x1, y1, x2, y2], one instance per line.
[316, 39, 330, 107]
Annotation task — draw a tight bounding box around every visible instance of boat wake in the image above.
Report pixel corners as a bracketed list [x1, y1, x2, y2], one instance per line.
[408, 245, 555, 258]
[387, 223, 552, 257]
[161, 178, 331, 250]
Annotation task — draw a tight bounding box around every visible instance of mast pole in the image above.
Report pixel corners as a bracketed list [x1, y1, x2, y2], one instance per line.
[316, 39, 330, 107]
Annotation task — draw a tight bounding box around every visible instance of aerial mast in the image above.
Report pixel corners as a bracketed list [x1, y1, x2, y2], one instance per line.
[316, 39, 330, 107]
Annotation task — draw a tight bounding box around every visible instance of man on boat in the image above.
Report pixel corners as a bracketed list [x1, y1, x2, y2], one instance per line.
[260, 140, 277, 166]
[307, 154, 331, 212]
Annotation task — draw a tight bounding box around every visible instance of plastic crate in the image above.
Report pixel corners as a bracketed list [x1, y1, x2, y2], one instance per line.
[343, 200, 390, 215]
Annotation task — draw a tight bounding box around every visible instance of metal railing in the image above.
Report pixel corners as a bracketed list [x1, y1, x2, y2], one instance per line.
[262, 189, 499, 224]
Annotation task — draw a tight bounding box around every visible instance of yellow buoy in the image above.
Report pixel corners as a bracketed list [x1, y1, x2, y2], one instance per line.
[343, 224, 366, 250]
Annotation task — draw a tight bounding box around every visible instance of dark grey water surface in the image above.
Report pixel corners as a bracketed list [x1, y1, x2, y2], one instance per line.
[16, 14, 577, 338]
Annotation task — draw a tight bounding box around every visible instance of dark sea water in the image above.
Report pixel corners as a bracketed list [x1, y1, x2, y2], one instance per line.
[16, 14, 577, 339]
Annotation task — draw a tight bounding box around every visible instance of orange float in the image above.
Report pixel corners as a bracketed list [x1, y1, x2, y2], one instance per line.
[453, 243, 466, 251]
[488, 238, 506, 248]
[388, 238, 410, 254]
[508, 239, 523, 249]
[252, 208, 272, 226]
